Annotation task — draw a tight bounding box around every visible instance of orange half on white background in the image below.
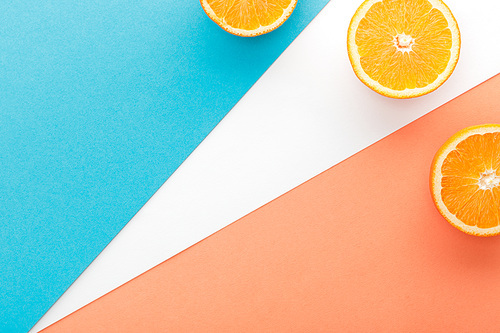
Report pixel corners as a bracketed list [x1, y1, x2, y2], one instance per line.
[348, 0, 460, 98]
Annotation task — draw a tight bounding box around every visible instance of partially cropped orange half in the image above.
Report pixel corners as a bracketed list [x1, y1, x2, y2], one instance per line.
[347, 0, 460, 98]
[201, 0, 297, 37]
[430, 125, 500, 237]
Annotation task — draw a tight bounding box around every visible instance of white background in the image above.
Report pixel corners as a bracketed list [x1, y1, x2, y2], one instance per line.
[32, 0, 500, 331]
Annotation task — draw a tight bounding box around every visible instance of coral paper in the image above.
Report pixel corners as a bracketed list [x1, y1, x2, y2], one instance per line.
[43, 74, 500, 332]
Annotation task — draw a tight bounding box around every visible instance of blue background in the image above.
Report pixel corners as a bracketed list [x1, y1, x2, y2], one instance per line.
[0, 0, 330, 331]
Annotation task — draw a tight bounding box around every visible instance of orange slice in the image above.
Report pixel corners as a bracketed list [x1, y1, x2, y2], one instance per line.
[200, 0, 297, 37]
[430, 125, 500, 237]
[347, 0, 460, 98]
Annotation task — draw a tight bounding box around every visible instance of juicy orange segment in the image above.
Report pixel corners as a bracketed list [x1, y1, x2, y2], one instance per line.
[430, 125, 500, 236]
[200, 0, 297, 37]
[347, 0, 460, 98]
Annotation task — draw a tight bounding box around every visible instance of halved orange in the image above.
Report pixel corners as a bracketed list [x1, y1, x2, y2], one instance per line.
[430, 125, 500, 237]
[347, 0, 460, 98]
[200, 0, 297, 37]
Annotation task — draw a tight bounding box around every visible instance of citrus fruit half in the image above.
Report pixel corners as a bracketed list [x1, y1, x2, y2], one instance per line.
[200, 0, 297, 37]
[347, 0, 460, 98]
[430, 125, 500, 237]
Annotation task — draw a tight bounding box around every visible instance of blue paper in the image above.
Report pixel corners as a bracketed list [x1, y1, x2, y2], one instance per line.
[0, 0, 330, 331]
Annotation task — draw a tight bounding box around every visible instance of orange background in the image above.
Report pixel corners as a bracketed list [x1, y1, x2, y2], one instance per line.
[43, 75, 500, 332]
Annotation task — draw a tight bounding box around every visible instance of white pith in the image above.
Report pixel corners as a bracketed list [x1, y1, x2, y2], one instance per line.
[347, 0, 461, 98]
[478, 170, 500, 190]
[394, 33, 415, 53]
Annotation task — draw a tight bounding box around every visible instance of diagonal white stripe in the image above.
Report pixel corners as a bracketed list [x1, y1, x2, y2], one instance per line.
[32, 0, 500, 331]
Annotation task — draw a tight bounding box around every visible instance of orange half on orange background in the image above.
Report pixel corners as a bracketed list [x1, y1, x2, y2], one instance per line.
[348, 0, 460, 98]
[431, 125, 500, 237]
[201, 0, 298, 37]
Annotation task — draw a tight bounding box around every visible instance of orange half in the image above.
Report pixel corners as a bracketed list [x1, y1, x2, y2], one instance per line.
[430, 125, 500, 237]
[347, 0, 460, 98]
[201, 0, 297, 37]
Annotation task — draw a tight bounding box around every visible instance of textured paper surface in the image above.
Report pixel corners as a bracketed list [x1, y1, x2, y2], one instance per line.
[30, 0, 500, 330]
[0, 1, 330, 331]
[43, 75, 500, 332]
